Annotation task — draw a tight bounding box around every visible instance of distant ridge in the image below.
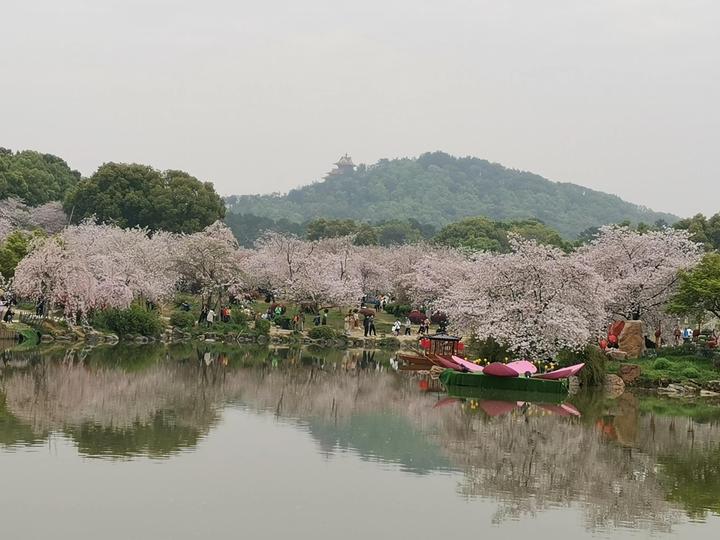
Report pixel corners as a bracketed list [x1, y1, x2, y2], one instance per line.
[226, 151, 677, 238]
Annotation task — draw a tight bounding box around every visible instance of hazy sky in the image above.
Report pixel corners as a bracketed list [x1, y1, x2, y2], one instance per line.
[1, 0, 718, 217]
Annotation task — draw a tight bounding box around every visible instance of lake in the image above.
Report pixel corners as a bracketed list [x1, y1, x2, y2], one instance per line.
[1, 343, 720, 539]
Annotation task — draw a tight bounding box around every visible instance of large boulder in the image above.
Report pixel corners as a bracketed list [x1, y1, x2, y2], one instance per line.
[618, 363, 642, 385]
[618, 320, 645, 359]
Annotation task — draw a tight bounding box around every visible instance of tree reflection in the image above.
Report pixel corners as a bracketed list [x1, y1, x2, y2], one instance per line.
[1, 344, 720, 529]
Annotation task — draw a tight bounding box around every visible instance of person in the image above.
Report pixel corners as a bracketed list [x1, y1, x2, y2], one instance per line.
[423, 318, 431, 335]
[322, 309, 329, 326]
[299, 312, 305, 332]
[403, 317, 411, 336]
[314, 313, 322, 326]
[368, 315, 376, 336]
[206, 308, 216, 326]
[353, 311, 359, 329]
[363, 315, 370, 337]
[673, 325, 682, 346]
[344, 313, 352, 335]
[198, 307, 208, 325]
[392, 320, 401, 336]
[292, 314, 299, 331]
[654, 324, 662, 348]
[607, 333, 618, 349]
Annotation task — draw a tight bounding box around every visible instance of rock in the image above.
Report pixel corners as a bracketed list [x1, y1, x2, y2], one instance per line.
[105, 334, 119, 342]
[618, 321, 645, 359]
[658, 383, 700, 396]
[604, 374, 625, 398]
[39, 334, 54, 343]
[606, 349, 628, 361]
[700, 390, 720, 397]
[618, 364, 642, 385]
[706, 380, 720, 392]
[134, 336, 149, 343]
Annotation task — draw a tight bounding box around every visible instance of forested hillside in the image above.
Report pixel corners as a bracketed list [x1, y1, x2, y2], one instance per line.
[226, 152, 677, 238]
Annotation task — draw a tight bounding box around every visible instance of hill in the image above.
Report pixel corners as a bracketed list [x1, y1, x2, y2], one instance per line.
[225, 152, 677, 238]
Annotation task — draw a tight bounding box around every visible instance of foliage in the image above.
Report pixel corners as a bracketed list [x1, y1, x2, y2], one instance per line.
[609, 355, 719, 385]
[169, 309, 196, 329]
[384, 303, 411, 317]
[254, 319, 271, 335]
[0, 148, 80, 206]
[0, 230, 33, 278]
[653, 357, 671, 370]
[274, 315, 292, 330]
[0, 198, 67, 240]
[224, 151, 677, 238]
[65, 162, 225, 233]
[434, 216, 568, 252]
[577, 225, 701, 323]
[439, 238, 608, 357]
[231, 309, 249, 326]
[13, 221, 178, 319]
[308, 326, 338, 339]
[673, 213, 720, 251]
[92, 304, 164, 336]
[171, 221, 249, 309]
[224, 212, 305, 248]
[668, 252, 720, 319]
[556, 346, 607, 387]
[466, 337, 510, 363]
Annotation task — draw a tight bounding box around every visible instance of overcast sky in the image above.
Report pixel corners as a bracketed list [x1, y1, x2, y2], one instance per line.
[1, 0, 718, 217]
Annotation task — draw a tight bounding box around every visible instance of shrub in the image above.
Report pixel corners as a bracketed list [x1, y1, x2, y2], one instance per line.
[653, 357, 671, 370]
[408, 309, 427, 324]
[308, 326, 338, 340]
[92, 305, 164, 336]
[430, 311, 447, 325]
[170, 309, 196, 329]
[275, 315, 292, 330]
[254, 319, 271, 336]
[231, 309, 249, 326]
[681, 366, 701, 379]
[467, 337, 510, 363]
[557, 346, 606, 387]
[385, 303, 411, 317]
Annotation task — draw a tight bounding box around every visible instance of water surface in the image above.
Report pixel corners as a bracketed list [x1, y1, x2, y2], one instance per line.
[1, 344, 720, 539]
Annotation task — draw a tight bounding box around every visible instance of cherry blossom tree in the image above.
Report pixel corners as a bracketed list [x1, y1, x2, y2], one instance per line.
[0, 218, 12, 243]
[247, 233, 362, 307]
[577, 226, 701, 322]
[438, 237, 609, 358]
[13, 221, 177, 320]
[172, 221, 250, 310]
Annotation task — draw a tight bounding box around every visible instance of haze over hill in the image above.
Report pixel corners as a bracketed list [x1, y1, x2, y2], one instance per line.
[226, 152, 677, 238]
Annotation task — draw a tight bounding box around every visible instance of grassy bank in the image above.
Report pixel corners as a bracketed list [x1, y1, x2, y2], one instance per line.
[607, 355, 719, 386]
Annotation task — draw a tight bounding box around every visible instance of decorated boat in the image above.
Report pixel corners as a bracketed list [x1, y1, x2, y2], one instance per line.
[440, 369, 570, 397]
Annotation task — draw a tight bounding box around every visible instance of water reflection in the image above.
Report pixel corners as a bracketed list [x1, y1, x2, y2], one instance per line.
[1, 343, 720, 534]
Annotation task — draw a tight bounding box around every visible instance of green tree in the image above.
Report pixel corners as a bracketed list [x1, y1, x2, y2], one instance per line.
[434, 216, 509, 251]
[668, 252, 720, 319]
[305, 218, 358, 240]
[0, 230, 33, 278]
[434, 216, 566, 252]
[0, 148, 80, 206]
[673, 213, 720, 251]
[64, 163, 225, 233]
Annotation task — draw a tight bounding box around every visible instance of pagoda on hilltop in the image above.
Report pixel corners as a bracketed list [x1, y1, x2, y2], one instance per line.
[324, 154, 356, 179]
